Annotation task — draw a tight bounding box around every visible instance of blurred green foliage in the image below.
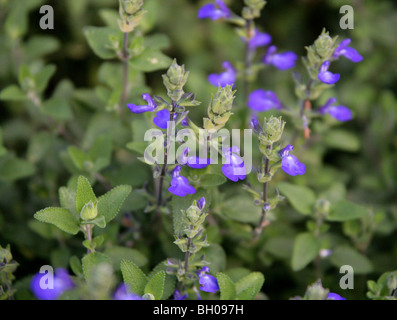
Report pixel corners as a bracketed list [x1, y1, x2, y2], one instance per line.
[0, 0, 396, 300]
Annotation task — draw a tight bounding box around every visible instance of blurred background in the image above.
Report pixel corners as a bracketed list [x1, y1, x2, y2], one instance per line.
[0, 0, 396, 299]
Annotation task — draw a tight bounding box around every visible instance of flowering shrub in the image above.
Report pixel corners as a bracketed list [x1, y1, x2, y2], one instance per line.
[0, 0, 397, 301]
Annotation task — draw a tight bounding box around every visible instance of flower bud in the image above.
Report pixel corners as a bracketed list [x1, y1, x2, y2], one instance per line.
[120, 0, 143, 15]
[186, 204, 201, 224]
[315, 199, 331, 216]
[80, 201, 98, 221]
[260, 116, 285, 145]
[204, 85, 235, 130]
[162, 59, 189, 102]
[118, 0, 146, 33]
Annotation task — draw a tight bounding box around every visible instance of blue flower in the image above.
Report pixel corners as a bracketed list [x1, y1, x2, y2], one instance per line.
[247, 29, 272, 50]
[250, 117, 262, 133]
[208, 61, 236, 87]
[279, 145, 306, 176]
[327, 292, 346, 300]
[153, 109, 177, 129]
[263, 45, 297, 70]
[222, 147, 246, 182]
[113, 284, 143, 300]
[168, 166, 196, 197]
[197, 197, 206, 210]
[179, 147, 211, 169]
[198, 0, 230, 20]
[333, 39, 363, 63]
[317, 60, 340, 84]
[248, 89, 282, 112]
[30, 268, 74, 300]
[318, 97, 352, 122]
[173, 290, 187, 300]
[127, 93, 157, 113]
[198, 267, 219, 293]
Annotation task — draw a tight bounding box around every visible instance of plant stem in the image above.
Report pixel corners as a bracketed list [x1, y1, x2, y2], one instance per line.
[119, 32, 129, 115]
[184, 226, 194, 274]
[253, 148, 271, 240]
[85, 225, 93, 254]
[155, 102, 176, 217]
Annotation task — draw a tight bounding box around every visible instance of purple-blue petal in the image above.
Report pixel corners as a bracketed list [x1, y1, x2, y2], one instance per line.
[208, 61, 236, 87]
[327, 292, 346, 300]
[324, 106, 352, 121]
[271, 51, 298, 70]
[248, 89, 282, 112]
[127, 104, 155, 114]
[199, 274, 220, 293]
[153, 109, 173, 129]
[113, 284, 143, 300]
[186, 156, 211, 169]
[318, 71, 340, 84]
[169, 176, 196, 197]
[281, 155, 306, 176]
[249, 30, 272, 49]
[30, 268, 74, 300]
[198, 0, 229, 20]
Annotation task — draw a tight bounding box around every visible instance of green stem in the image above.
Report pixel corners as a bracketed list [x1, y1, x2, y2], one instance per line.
[119, 32, 129, 115]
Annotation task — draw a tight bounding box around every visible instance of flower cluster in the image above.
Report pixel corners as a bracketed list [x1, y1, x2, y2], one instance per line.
[30, 268, 74, 300]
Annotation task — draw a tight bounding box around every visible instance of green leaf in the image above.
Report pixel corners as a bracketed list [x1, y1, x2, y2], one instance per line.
[0, 85, 27, 101]
[76, 176, 97, 215]
[278, 182, 316, 215]
[89, 135, 112, 163]
[82, 252, 112, 281]
[34, 64, 56, 92]
[34, 207, 80, 235]
[222, 195, 261, 223]
[24, 36, 60, 61]
[104, 246, 148, 269]
[42, 97, 73, 121]
[144, 271, 165, 300]
[325, 129, 360, 152]
[59, 187, 78, 220]
[69, 256, 83, 276]
[129, 49, 172, 72]
[327, 200, 368, 221]
[148, 261, 176, 300]
[68, 146, 90, 170]
[120, 259, 148, 296]
[235, 272, 264, 300]
[0, 156, 35, 181]
[27, 132, 53, 163]
[200, 174, 227, 187]
[126, 141, 147, 155]
[216, 273, 237, 300]
[83, 26, 119, 59]
[291, 232, 321, 271]
[97, 185, 132, 223]
[330, 246, 373, 274]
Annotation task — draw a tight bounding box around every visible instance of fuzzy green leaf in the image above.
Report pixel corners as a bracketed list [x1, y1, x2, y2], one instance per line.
[120, 259, 148, 296]
[144, 271, 165, 300]
[216, 272, 237, 300]
[76, 176, 97, 215]
[235, 272, 264, 300]
[82, 252, 112, 281]
[97, 185, 132, 223]
[34, 207, 80, 235]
